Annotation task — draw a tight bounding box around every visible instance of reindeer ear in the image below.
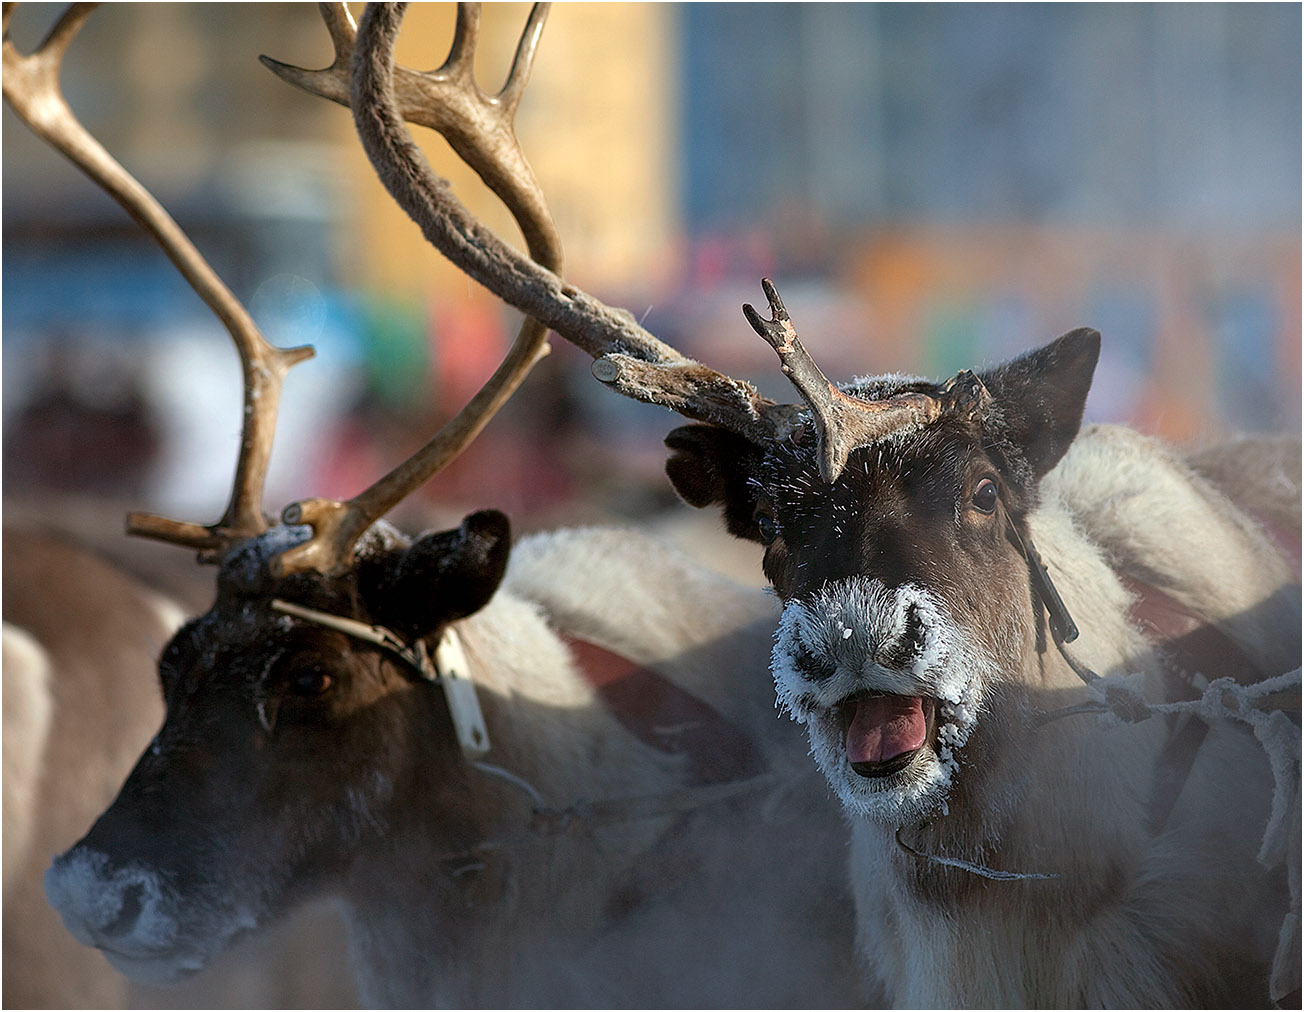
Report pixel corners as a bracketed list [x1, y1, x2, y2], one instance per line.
[665, 424, 767, 542]
[363, 510, 512, 640]
[979, 328, 1100, 486]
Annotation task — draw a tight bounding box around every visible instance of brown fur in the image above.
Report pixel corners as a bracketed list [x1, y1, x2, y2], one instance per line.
[664, 331, 1299, 1006]
[2, 523, 359, 1009]
[38, 519, 865, 1007]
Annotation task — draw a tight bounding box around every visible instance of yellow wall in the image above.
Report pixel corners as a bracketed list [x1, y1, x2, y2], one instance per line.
[340, 3, 677, 303]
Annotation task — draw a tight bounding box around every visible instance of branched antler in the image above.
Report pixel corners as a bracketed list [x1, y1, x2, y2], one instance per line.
[3, 2, 314, 558]
[346, 3, 993, 486]
[263, 2, 561, 576]
[262, 2, 558, 273]
[347, 2, 790, 445]
[743, 279, 989, 482]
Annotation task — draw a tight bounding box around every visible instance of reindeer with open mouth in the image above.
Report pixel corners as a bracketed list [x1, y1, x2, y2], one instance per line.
[337, 3, 1302, 1005]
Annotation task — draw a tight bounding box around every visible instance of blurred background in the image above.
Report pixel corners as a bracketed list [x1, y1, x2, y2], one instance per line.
[4, 1, 1300, 538]
[2, 5, 1299, 1008]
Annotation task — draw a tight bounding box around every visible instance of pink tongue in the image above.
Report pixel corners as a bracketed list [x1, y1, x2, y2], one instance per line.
[845, 695, 928, 764]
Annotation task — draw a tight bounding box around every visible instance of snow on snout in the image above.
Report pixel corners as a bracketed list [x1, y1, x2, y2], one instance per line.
[772, 578, 954, 717]
[771, 575, 991, 824]
[43, 847, 239, 984]
[45, 849, 181, 953]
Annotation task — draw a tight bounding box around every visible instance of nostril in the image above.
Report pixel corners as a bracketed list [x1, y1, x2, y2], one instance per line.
[876, 602, 927, 671]
[102, 882, 145, 938]
[795, 643, 838, 682]
[903, 604, 926, 655]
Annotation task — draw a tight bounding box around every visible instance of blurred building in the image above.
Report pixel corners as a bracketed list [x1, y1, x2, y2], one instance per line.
[3, 3, 1299, 526]
[3, 3, 357, 516]
[671, 3, 1300, 441]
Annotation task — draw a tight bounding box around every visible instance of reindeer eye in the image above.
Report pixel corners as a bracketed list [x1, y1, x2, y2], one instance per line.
[290, 664, 333, 697]
[755, 508, 779, 545]
[971, 478, 999, 515]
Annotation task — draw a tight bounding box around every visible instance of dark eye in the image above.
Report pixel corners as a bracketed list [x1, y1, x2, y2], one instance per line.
[289, 663, 334, 697]
[971, 477, 999, 515]
[755, 508, 779, 545]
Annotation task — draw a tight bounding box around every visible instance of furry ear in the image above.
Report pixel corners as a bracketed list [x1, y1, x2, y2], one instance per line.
[362, 509, 511, 640]
[979, 328, 1100, 489]
[665, 424, 767, 541]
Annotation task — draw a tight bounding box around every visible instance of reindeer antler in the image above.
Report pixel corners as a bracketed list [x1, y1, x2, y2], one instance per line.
[347, 2, 799, 447]
[3, 2, 315, 557]
[261, 2, 558, 277]
[346, 3, 995, 486]
[743, 279, 990, 482]
[262, 2, 561, 576]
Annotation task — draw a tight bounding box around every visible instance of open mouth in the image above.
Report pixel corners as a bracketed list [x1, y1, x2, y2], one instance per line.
[840, 693, 937, 778]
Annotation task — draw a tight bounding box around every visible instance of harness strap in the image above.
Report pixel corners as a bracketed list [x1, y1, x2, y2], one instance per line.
[529, 773, 782, 835]
[270, 599, 776, 846]
[1013, 527, 1282, 838]
[271, 598, 435, 678]
[905, 527, 1280, 878]
[437, 769, 784, 876]
[1119, 574, 1283, 835]
[271, 598, 490, 757]
[895, 824, 1058, 881]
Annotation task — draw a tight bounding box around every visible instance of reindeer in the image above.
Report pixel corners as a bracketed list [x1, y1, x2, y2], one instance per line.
[7, 5, 865, 1007]
[3, 528, 187, 1009]
[336, 3, 1302, 1005]
[3, 524, 360, 1009]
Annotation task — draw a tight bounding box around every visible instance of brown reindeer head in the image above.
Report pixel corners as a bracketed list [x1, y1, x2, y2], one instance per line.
[44, 513, 509, 981]
[666, 323, 1100, 823]
[331, 2, 1106, 827]
[5, 1, 554, 980]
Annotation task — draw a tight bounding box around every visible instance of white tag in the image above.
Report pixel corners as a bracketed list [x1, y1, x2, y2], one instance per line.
[433, 628, 490, 758]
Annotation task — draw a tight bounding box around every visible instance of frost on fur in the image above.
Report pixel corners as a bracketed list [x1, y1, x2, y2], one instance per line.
[771, 577, 989, 824]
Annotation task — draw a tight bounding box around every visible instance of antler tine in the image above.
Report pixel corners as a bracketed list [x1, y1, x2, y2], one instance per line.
[25, 1, 93, 58]
[441, 1, 478, 77]
[497, 2, 548, 115]
[345, 3, 788, 431]
[264, 3, 560, 280]
[3, 2, 315, 557]
[256, 2, 358, 107]
[744, 278, 946, 483]
[266, 1, 790, 578]
[269, 1, 563, 577]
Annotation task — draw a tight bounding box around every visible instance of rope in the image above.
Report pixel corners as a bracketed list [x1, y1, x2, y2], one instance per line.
[528, 773, 782, 835]
[895, 824, 1058, 881]
[921, 514, 1299, 960]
